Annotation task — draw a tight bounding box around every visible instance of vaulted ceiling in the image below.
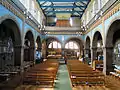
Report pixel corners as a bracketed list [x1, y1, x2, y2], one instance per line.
[37, 0, 90, 18]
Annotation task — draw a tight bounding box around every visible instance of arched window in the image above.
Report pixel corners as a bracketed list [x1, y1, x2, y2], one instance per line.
[48, 43, 52, 48]
[65, 41, 79, 49]
[48, 41, 61, 49]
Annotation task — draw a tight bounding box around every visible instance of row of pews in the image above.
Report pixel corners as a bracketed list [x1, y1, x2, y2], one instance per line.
[67, 60, 105, 86]
[22, 59, 59, 87]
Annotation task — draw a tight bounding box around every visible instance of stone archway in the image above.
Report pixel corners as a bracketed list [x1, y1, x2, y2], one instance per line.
[46, 36, 62, 47]
[104, 20, 120, 74]
[92, 31, 103, 71]
[46, 37, 62, 59]
[92, 31, 103, 60]
[0, 19, 21, 71]
[24, 31, 35, 63]
[85, 36, 91, 64]
[64, 37, 84, 60]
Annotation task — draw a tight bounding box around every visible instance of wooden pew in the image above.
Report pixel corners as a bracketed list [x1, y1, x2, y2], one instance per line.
[71, 77, 105, 85]
[22, 59, 59, 87]
[67, 60, 105, 86]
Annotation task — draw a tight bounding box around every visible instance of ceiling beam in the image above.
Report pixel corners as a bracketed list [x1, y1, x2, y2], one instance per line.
[45, 11, 83, 13]
[74, 2, 84, 10]
[40, 1, 48, 6]
[80, 1, 87, 5]
[38, 0, 88, 2]
[41, 5, 86, 8]
[45, 11, 83, 14]
[37, 0, 90, 18]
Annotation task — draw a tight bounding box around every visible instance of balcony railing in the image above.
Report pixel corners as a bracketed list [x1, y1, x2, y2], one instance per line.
[85, 0, 117, 30]
[11, 0, 40, 25]
[45, 26, 82, 32]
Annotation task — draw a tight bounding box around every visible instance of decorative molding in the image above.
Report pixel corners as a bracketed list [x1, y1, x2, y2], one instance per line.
[0, 14, 17, 24]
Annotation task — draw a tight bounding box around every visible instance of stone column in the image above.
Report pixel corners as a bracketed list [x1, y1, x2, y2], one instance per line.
[103, 47, 114, 75]
[14, 45, 23, 66]
[14, 45, 24, 73]
[42, 41, 47, 59]
[20, 15, 25, 73]
[20, 45, 24, 72]
[84, 48, 90, 57]
[84, 48, 90, 63]
[29, 47, 35, 62]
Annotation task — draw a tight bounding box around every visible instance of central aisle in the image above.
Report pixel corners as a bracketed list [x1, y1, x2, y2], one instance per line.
[54, 65, 72, 90]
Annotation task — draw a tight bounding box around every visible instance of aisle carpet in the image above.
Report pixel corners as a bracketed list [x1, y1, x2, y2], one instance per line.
[54, 65, 72, 90]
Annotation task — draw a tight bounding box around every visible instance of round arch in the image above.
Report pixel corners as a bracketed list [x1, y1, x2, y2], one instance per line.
[65, 41, 80, 49]
[92, 31, 103, 48]
[46, 36, 62, 47]
[35, 36, 42, 63]
[92, 31, 103, 60]
[0, 18, 21, 70]
[105, 19, 120, 74]
[91, 31, 103, 71]
[24, 30, 35, 62]
[85, 36, 91, 49]
[64, 37, 84, 60]
[85, 36, 91, 64]
[64, 37, 84, 51]
[64, 37, 84, 46]
[0, 16, 21, 45]
[46, 36, 62, 59]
